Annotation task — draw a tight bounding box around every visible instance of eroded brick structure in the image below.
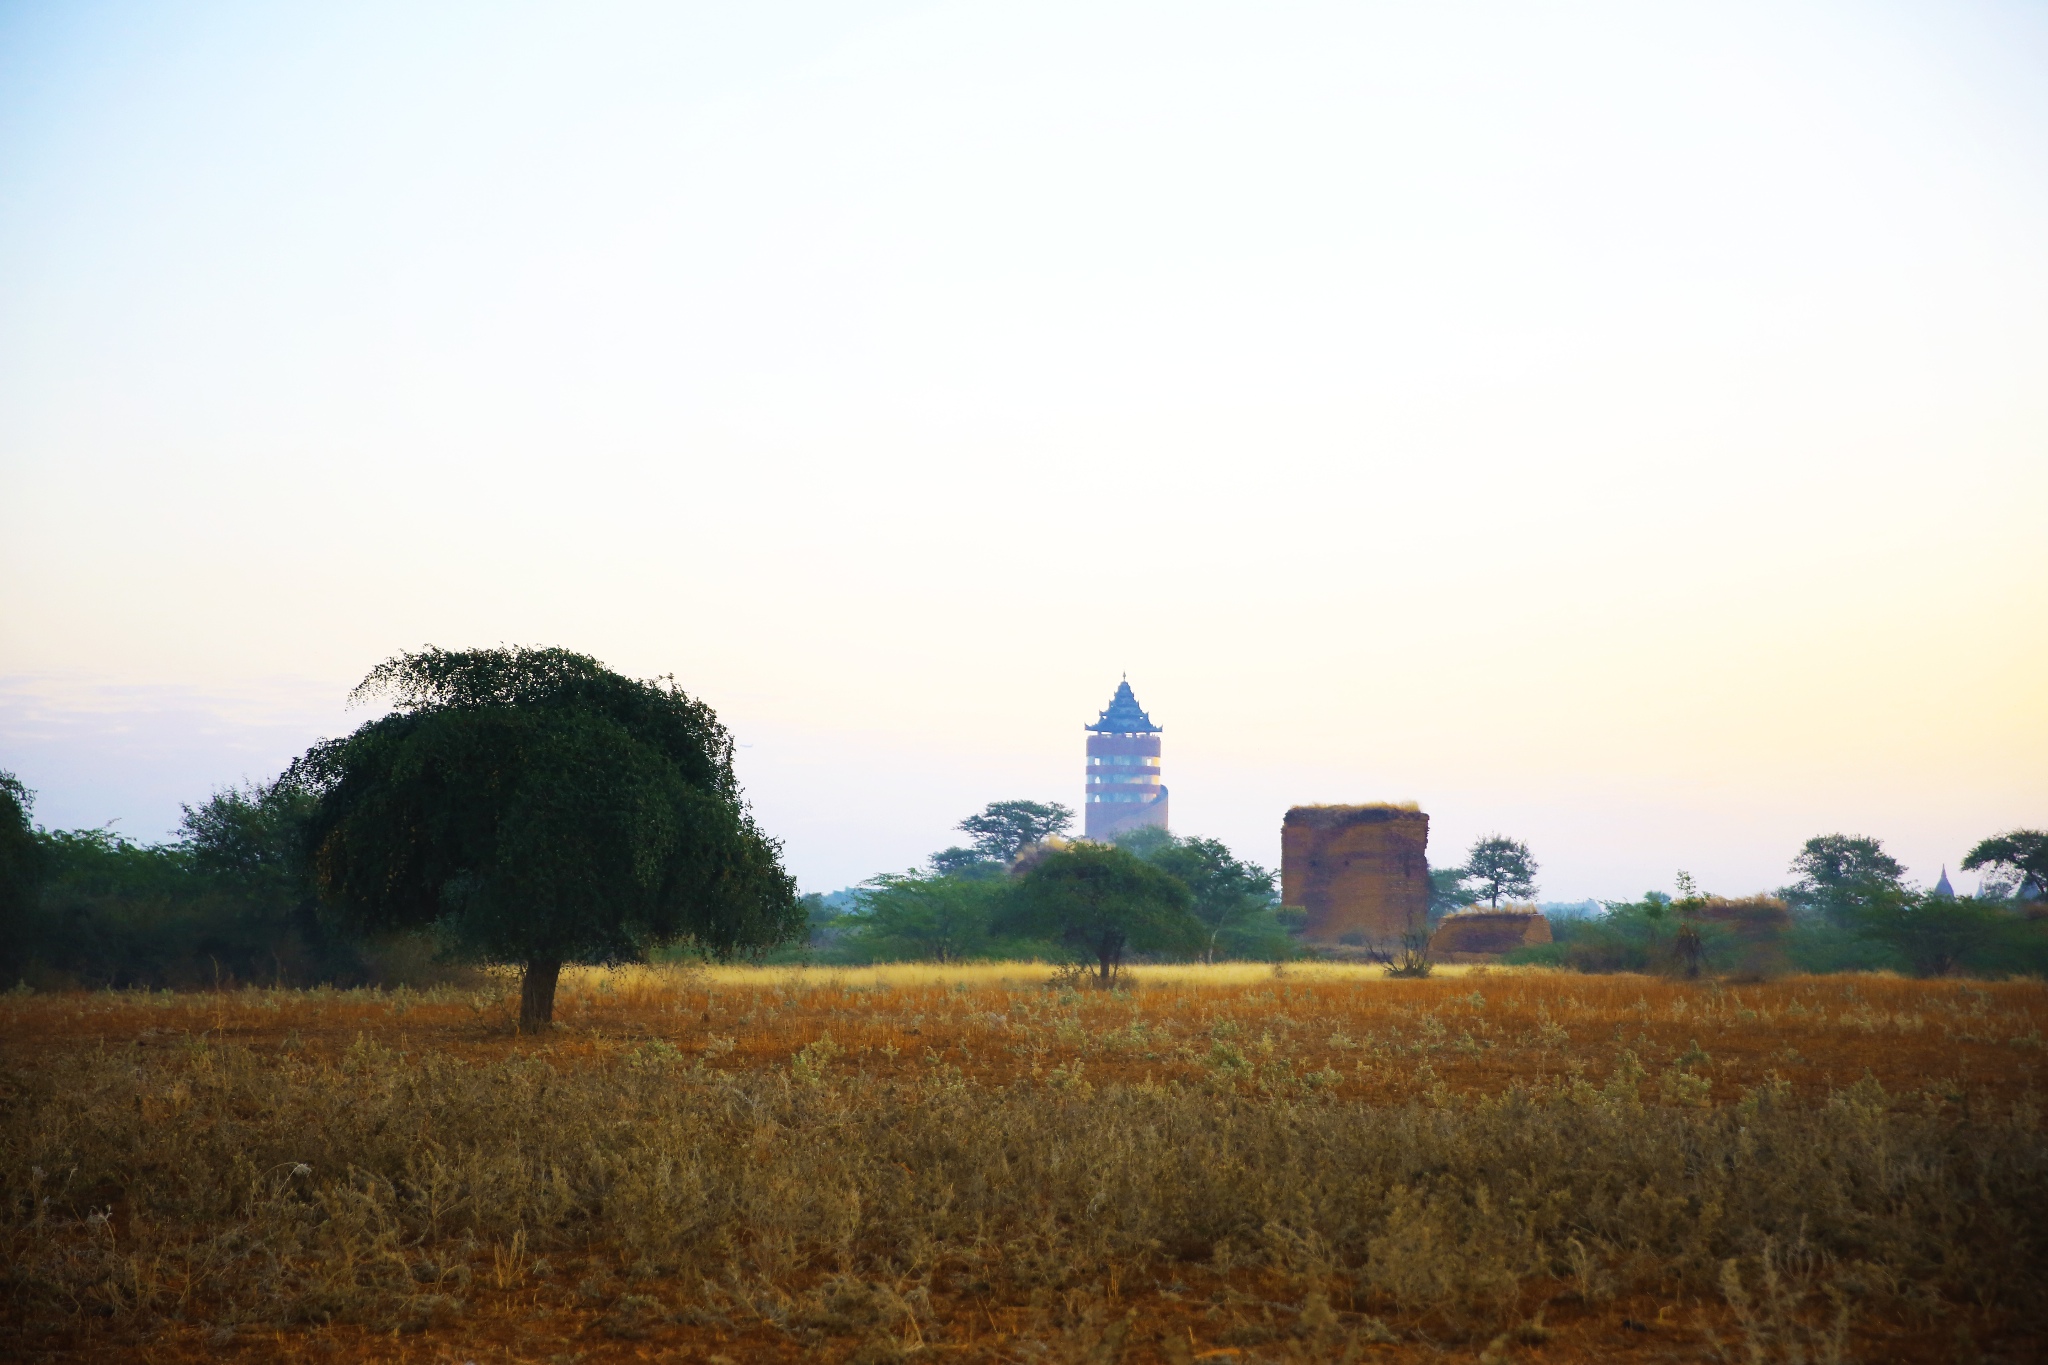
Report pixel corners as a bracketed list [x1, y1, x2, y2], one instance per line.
[1428, 909, 1553, 963]
[1281, 804, 1429, 946]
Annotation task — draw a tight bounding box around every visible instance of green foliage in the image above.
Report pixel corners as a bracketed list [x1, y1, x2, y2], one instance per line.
[1463, 834, 1538, 908]
[956, 800, 1073, 864]
[1783, 833, 1906, 927]
[1512, 893, 1668, 972]
[1962, 830, 2048, 901]
[1117, 827, 1285, 960]
[925, 845, 1004, 879]
[180, 779, 318, 887]
[1853, 893, 2048, 978]
[1519, 892, 1740, 976]
[3, 775, 477, 990]
[0, 771, 44, 977]
[1781, 917, 1904, 974]
[844, 872, 1033, 962]
[998, 842, 1201, 984]
[1428, 864, 1478, 923]
[291, 647, 800, 1026]
[14, 805, 372, 989]
[1518, 873, 2048, 980]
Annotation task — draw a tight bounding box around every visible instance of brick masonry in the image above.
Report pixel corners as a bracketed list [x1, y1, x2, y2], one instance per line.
[1281, 805, 1430, 946]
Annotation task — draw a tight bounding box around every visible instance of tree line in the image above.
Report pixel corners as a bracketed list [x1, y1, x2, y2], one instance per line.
[796, 799, 1290, 970]
[0, 649, 806, 1028]
[4, 647, 2043, 1005]
[1517, 831, 2048, 977]
[0, 649, 1252, 1025]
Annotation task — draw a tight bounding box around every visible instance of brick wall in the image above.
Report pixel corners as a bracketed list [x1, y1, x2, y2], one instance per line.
[1281, 805, 1430, 946]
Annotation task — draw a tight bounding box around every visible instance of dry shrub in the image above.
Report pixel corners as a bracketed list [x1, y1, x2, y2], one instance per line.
[4, 970, 2044, 1358]
[4, 1031, 2042, 1348]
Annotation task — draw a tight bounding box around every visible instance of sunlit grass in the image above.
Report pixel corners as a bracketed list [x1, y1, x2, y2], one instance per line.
[641, 957, 1496, 992]
[4, 967, 2041, 1362]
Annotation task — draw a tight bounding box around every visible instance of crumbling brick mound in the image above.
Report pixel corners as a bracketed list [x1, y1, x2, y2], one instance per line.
[1282, 804, 1429, 948]
[1699, 895, 1792, 980]
[1428, 908, 1552, 964]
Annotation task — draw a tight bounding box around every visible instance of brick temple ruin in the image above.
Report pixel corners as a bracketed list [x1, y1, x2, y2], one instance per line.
[1280, 804, 1430, 948]
[1427, 909, 1553, 963]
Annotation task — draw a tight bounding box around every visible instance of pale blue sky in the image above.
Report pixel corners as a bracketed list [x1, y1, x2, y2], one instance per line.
[3, 1, 2045, 897]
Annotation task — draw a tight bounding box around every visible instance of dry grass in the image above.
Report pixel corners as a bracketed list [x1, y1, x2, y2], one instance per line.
[3, 966, 2043, 1362]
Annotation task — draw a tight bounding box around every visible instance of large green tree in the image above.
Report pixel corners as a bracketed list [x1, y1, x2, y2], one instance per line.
[957, 800, 1073, 865]
[1784, 833, 1906, 927]
[998, 842, 1199, 985]
[1962, 830, 2048, 901]
[1464, 835, 1538, 908]
[291, 647, 800, 1030]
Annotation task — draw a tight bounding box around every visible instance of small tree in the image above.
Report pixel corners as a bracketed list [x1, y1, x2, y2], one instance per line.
[999, 842, 1200, 985]
[1672, 870, 1707, 979]
[1464, 835, 1538, 908]
[1962, 831, 2048, 902]
[957, 800, 1074, 865]
[292, 647, 801, 1031]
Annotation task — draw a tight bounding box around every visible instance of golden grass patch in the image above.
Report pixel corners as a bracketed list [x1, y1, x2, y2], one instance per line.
[3, 968, 2042, 1362]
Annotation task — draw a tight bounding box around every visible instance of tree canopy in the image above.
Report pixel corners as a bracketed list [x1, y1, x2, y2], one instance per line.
[291, 647, 800, 1029]
[0, 770, 46, 978]
[1962, 831, 2048, 901]
[957, 800, 1073, 865]
[849, 872, 1016, 962]
[1784, 833, 1907, 926]
[180, 779, 317, 890]
[1117, 827, 1281, 961]
[1463, 835, 1538, 908]
[926, 845, 1004, 879]
[1428, 865, 1479, 922]
[998, 841, 1199, 984]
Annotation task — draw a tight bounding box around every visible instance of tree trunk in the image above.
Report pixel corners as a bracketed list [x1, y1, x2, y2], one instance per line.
[519, 957, 562, 1034]
[1096, 934, 1124, 988]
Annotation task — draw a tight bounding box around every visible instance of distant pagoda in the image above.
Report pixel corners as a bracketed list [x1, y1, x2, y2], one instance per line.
[1084, 678, 1168, 840]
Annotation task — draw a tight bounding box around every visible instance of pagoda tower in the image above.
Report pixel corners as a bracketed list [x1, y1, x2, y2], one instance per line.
[1084, 678, 1168, 840]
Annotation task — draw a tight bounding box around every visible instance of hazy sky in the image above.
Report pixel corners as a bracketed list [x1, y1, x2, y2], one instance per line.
[3, 0, 2044, 900]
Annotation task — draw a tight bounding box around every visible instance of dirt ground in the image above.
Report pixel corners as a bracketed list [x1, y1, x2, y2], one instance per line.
[4, 964, 2042, 1363]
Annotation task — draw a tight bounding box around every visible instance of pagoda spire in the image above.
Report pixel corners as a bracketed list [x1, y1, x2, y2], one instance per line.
[1087, 679, 1160, 734]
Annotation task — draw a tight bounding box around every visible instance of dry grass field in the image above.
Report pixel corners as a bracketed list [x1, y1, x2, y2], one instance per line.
[4, 964, 2044, 1363]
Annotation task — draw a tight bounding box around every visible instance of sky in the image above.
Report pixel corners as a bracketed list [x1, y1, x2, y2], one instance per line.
[2, 0, 2044, 901]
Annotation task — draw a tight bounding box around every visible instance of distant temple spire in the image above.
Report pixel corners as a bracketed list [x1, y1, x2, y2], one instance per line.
[1086, 679, 1160, 734]
[1083, 679, 1167, 839]
[1933, 866, 1954, 899]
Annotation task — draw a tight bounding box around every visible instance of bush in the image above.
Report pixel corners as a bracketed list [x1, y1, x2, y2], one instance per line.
[8, 782, 457, 990]
[1854, 895, 2048, 978]
[838, 872, 1051, 963]
[1512, 895, 1787, 978]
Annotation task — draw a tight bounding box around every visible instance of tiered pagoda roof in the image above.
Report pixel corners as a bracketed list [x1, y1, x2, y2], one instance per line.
[1086, 679, 1160, 733]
